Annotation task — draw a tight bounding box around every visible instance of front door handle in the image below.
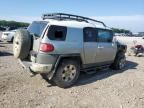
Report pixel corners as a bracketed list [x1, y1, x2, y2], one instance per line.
[98, 46, 104, 49]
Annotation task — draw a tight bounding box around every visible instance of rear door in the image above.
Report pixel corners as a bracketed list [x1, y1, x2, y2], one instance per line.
[27, 21, 48, 62]
[27, 21, 48, 52]
[95, 29, 117, 64]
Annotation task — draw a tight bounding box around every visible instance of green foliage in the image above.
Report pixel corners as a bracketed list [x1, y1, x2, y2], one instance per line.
[0, 20, 29, 28]
[111, 28, 131, 33]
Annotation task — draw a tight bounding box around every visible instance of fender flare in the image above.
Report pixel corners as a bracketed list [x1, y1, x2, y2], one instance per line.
[47, 54, 82, 80]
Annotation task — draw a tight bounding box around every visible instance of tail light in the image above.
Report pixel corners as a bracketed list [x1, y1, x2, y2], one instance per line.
[39, 43, 54, 52]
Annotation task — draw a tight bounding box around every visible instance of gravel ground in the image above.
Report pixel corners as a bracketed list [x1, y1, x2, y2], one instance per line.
[0, 34, 144, 108]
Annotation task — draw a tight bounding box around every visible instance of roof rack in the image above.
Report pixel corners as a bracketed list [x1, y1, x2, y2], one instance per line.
[42, 13, 106, 27]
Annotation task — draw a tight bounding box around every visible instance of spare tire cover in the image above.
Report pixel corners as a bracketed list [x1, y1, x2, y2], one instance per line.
[13, 29, 31, 59]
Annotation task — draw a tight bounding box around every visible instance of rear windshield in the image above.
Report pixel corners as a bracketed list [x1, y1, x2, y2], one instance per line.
[27, 21, 48, 37]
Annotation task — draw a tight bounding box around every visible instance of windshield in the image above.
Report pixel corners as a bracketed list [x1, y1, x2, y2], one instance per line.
[27, 21, 48, 37]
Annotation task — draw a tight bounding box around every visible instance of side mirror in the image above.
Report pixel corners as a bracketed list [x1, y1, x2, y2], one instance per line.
[142, 36, 144, 39]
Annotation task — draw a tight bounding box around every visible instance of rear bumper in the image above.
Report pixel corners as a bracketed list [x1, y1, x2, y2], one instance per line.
[18, 59, 53, 74]
[30, 63, 53, 73]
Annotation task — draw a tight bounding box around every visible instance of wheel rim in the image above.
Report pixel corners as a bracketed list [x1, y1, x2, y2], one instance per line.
[119, 58, 126, 69]
[13, 36, 20, 54]
[62, 64, 77, 82]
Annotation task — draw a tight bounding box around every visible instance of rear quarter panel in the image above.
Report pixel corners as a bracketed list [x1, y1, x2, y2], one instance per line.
[40, 27, 85, 62]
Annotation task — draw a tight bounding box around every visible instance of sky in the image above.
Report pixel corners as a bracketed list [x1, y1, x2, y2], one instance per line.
[0, 0, 144, 33]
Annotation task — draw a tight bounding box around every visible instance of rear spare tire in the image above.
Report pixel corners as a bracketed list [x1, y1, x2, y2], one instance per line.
[13, 29, 31, 59]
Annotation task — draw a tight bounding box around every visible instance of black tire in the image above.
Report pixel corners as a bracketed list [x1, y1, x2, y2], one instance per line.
[111, 52, 126, 70]
[11, 37, 14, 42]
[13, 29, 31, 59]
[53, 60, 80, 88]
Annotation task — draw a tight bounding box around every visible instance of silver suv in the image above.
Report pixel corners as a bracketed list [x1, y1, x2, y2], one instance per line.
[13, 13, 127, 88]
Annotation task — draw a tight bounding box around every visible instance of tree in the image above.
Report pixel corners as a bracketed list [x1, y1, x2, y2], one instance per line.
[0, 20, 29, 29]
[111, 27, 131, 34]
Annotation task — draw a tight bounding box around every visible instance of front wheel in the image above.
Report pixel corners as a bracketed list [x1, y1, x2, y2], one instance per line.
[53, 60, 80, 88]
[111, 52, 126, 70]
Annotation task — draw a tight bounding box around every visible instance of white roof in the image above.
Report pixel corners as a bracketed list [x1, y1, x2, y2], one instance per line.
[41, 19, 110, 30]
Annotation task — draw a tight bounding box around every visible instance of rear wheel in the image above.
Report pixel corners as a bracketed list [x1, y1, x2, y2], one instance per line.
[53, 60, 80, 88]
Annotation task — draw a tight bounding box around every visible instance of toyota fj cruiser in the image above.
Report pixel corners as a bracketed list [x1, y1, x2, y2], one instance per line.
[13, 13, 127, 88]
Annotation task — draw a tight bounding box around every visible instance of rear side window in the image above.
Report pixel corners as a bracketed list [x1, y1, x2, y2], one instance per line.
[48, 25, 67, 41]
[97, 29, 113, 42]
[84, 28, 96, 42]
[28, 21, 47, 37]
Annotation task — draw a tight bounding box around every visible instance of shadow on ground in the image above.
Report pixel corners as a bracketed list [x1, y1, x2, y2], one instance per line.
[0, 51, 13, 57]
[76, 60, 138, 87]
[41, 60, 138, 88]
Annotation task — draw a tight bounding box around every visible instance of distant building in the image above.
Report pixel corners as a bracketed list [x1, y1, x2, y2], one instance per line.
[138, 32, 144, 37]
[114, 33, 133, 37]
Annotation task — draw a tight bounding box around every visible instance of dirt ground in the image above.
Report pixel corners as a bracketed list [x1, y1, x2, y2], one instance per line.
[0, 34, 144, 108]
